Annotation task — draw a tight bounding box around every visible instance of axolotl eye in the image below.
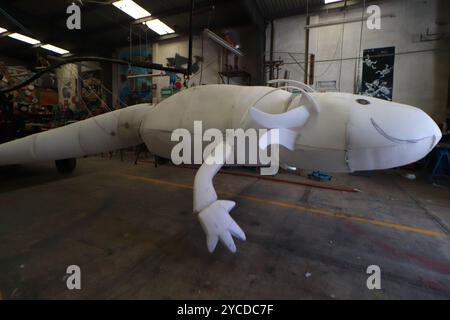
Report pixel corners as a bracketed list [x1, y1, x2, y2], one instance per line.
[356, 98, 371, 106]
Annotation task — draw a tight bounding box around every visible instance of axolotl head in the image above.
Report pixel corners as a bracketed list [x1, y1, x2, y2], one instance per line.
[250, 86, 441, 173]
[300, 92, 442, 172]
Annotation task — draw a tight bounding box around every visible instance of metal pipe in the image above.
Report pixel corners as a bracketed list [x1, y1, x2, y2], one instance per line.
[269, 20, 274, 81]
[187, 0, 194, 76]
[309, 54, 315, 85]
[127, 72, 169, 78]
[304, 15, 310, 84]
[281, 48, 445, 64]
[0, 56, 188, 94]
[305, 14, 395, 29]
[203, 29, 243, 56]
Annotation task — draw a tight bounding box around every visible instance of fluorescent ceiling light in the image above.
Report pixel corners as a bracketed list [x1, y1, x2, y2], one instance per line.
[112, 0, 151, 19]
[145, 19, 174, 35]
[0, 27, 7, 34]
[203, 28, 243, 56]
[41, 44, 70, 55]
[324, 0, 342, 3]
[8, 32, 40, 45]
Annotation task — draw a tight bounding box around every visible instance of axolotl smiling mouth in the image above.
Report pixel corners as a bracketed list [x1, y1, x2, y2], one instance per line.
[370, 118, 439, 150]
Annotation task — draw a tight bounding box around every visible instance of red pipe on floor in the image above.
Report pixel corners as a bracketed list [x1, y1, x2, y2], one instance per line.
[217, 170, 358, 192]
[138, 160, 359, 193]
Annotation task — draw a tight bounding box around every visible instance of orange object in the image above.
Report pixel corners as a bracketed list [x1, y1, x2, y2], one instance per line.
[39, 89, 58, 105]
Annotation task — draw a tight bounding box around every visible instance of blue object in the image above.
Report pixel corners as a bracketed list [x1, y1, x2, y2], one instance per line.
[427, 146, 450, 185]
[168, 73, 177, 87]
[308, 171, 332, 181]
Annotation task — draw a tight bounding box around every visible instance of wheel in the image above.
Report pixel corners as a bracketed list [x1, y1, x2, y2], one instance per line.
[154, 155, 169, 167]
[55, 158, 77, 174]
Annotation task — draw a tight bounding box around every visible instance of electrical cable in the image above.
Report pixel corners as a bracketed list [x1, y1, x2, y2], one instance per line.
[199, 34, 204, 84]
[355, 0, 366, 93]
[138, 160, 359, 193]
[69, 62, 128, 109]
[314, 28, 344, 79]
[199, 0, 215, 86]
[337, 1, 347, 91]
[188, 58, 217, 84]
[0, 56, 188, 94]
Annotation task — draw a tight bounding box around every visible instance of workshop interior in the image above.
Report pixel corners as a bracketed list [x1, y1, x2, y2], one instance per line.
[0, 0, 449, 302]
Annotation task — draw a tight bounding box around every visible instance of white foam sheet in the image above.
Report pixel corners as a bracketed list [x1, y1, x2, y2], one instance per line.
[0, 105, 149, 165]
[35, 123, 85, 161]
[0, 135, 39, 165]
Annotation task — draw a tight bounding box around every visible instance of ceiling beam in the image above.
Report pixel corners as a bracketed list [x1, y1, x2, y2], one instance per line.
[0, 1, 114, 55]
[242, 0, 266, 30]
[262, 0, 380, 20]
[242, 0, 266, 84]
[0, 0, 247, 57]
[45, 0, 116, 23]
[77, 0, 232, 39]
[148, 20, 252, 43]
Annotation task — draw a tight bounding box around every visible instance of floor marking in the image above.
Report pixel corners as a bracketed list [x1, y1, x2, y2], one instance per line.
[117, 173, 449, 239]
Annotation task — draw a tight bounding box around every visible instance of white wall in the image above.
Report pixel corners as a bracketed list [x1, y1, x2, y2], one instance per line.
[152, 25, 258, 102]
[265, 15, 308, 82]
[266, 0, 450, 123]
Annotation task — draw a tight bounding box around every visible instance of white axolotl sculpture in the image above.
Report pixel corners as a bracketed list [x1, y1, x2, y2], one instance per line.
[0, 80, 442, 253]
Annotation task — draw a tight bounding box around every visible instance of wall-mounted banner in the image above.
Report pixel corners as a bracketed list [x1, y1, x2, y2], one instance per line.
[317, 80, 337, 91]
[359, 46, 395, 101]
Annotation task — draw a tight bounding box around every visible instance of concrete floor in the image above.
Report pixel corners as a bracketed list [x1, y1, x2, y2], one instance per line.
[0, 154, 449, 299]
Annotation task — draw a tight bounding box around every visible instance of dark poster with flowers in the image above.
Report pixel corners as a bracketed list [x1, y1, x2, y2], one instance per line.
[359, 47, 395, 101]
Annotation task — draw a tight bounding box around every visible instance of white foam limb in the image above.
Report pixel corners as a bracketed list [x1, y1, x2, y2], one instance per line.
[259, 128, 298, 151]
[198, 200, 245, 253]
[193, 141, 233, 213]
[250, 106, 310, 129]
[194, 141, 246, 253]
[0, 104, 148, 165]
